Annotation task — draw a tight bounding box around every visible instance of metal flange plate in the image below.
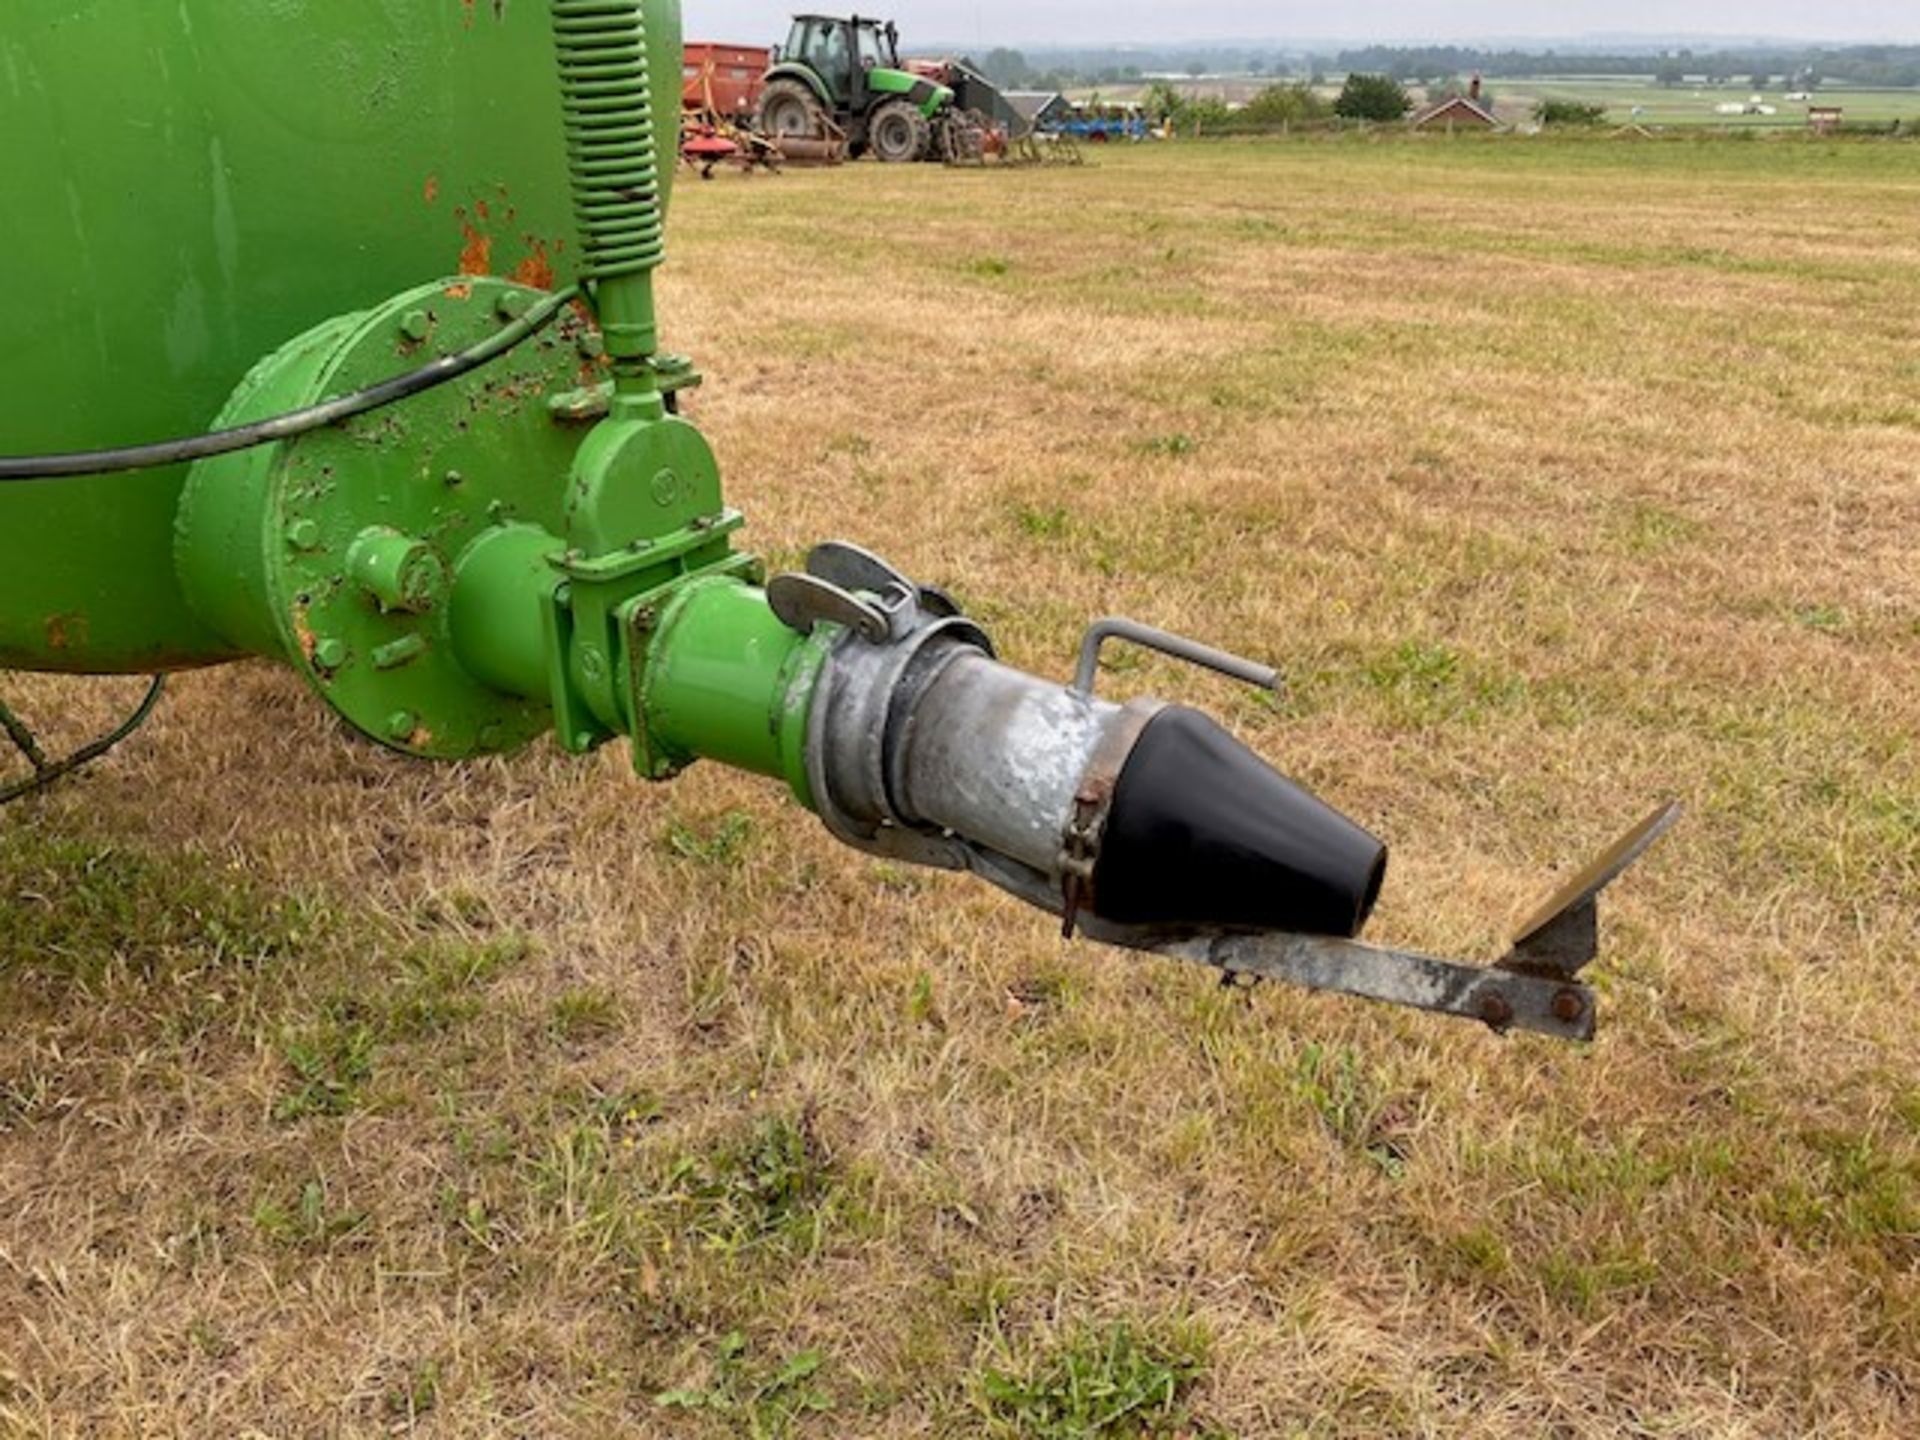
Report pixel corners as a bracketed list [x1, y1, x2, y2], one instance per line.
[248, 278, 600, 758]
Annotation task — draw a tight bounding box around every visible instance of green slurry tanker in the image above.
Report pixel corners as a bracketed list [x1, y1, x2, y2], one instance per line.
[0, 1, 1673, 1040]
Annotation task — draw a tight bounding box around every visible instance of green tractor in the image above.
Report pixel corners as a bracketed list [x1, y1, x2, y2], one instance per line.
[756, 13, 965, 162]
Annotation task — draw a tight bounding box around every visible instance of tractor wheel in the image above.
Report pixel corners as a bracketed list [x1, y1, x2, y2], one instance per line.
[869, 99, 932, 163]
[756, 77, 828, 141]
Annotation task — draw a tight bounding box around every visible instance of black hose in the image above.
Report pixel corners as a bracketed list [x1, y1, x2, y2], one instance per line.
[0, 675, 167, 806]
[0, 284, 582, 482]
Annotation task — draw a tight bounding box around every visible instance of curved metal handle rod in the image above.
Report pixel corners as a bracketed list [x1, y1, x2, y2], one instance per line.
[1072, 617, 1280, 698]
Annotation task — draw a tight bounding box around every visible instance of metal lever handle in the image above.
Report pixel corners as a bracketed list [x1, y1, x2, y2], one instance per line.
[1072, 617, 1280, 699]
[767, 573, 889, 642]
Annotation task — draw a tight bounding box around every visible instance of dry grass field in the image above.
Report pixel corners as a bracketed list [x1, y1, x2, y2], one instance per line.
[3, 135, 1919, 1436]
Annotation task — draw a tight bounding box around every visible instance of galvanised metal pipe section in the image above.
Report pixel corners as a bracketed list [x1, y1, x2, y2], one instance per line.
[777, 555, 1386, 940]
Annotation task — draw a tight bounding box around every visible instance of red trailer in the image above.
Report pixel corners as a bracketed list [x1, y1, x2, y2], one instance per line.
[683, 42, 770, 122]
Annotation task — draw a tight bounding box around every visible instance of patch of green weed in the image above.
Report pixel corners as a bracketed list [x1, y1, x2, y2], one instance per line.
[1293, 1043, 1413, 1176]
[0, 836, 316, 988]
[656, 1331, 831, 1437]
[274, 1014, 376, 1120]
[975, 1320, 1212, 1438]
[385, 935, 528, 1038]
[1013, 502, 1072, 541]
[253, 1179, 368, 1249]
[1137, 433, 1198, 459]
[667, 811, 754, 867]
[667, 1113, 840, 1256]
[384, 1359, 442, 1424]
[550, 986, 623, 1041]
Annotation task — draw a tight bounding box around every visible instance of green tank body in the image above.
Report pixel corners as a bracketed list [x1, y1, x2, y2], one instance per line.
[0, 0, 680, 673]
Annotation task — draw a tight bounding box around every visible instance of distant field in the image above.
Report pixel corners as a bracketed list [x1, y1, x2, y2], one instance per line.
[4, 137, 1919, 1436]
[1082, 75, 1920, 131]
[1502, 75, 1920, 128]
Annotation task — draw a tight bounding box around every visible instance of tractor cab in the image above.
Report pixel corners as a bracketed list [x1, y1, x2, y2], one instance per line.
[783, 13, 899, 89]
[757, 12, 954, 162]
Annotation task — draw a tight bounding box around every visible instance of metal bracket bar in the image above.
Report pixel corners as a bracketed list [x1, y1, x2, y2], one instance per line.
[1164, 932, 1597, 1040]
[1072, 616, 1280, 699]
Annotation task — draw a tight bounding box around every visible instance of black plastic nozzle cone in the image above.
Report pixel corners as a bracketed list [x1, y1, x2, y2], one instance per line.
[1090, 707, 1387, 938]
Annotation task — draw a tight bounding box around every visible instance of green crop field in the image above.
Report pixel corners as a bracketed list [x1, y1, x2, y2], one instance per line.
[1501, 75, 1920, 129]
[4, 136, 1919, 1436]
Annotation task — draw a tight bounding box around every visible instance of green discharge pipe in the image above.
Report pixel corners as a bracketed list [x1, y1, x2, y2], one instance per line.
[638, 577, 829, 804]
[448, 525, 825, 804]
[449, 525, 566, 704]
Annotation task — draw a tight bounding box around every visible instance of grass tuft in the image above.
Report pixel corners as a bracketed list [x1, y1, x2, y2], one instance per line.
[252, 1179, 368, 1250]
[974, 1319, 1213, 1438]
[273, 1013, 376, 1121]
[667, 809, 755, 866]
[655, 1331, 832, 1437]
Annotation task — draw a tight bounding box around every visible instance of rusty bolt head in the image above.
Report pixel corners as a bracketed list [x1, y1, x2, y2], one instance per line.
[400, 309, 431, 343]
[1552, 988, 1586, 1024]
[1478, 992, 1515, 1030]
[395, 551, 447, 612]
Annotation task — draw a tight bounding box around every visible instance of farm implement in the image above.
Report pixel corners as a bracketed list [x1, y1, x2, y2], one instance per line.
[0, 0, 1672, 1041]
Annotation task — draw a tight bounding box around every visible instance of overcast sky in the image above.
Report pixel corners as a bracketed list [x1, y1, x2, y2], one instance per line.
[683, 2, 1915, 48]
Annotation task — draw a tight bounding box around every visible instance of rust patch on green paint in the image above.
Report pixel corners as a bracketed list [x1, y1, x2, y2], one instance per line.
[457, 213, 493, 278]
[424, 174, 440, 205]
[291, 605, 317, 665]
[511, 241, 556, 291]
[44, 612, 89, 652]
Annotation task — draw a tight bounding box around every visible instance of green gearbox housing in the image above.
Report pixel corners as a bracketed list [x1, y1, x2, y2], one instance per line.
[172, 274, 782, 779]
